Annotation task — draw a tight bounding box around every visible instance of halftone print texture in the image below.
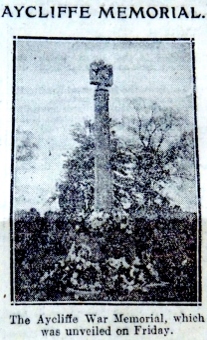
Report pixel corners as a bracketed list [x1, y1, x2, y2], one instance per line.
[11, 38, 201, 305]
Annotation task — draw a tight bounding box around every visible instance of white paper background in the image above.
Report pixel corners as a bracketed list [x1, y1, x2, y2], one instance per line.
[0, 0, 207, 338]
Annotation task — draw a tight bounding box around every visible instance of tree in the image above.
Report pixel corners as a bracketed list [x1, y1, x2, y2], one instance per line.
[113, 101, 195, 215]
[16, 130, 38, 162]
[55, 101, 195, 218]
[57, 121, 95, 218]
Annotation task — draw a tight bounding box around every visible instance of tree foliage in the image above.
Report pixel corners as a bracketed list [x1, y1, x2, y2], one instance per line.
[56, 102, 195, 218]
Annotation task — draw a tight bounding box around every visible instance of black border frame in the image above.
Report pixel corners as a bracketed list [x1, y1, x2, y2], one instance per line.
[11, 36, 201, 306]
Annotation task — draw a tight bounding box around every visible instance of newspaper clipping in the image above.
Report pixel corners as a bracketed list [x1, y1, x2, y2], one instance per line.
[0, 0, 207, 338]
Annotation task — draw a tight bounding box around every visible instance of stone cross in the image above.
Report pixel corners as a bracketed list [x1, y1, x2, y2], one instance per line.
[90, 60, 113, 212]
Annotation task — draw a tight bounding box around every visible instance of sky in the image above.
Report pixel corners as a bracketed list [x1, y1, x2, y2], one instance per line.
[14, 39, 197, 214]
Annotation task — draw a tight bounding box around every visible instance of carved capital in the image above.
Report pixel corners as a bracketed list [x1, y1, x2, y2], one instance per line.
[90, 60, 113, 88]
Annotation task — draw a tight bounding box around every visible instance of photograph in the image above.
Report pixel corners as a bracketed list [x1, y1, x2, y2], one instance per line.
[12, 38, 200, 303]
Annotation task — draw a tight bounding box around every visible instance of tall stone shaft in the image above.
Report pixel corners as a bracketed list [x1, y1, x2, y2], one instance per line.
[94, 88, 112, 211]
[90, 60, 113, 212]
